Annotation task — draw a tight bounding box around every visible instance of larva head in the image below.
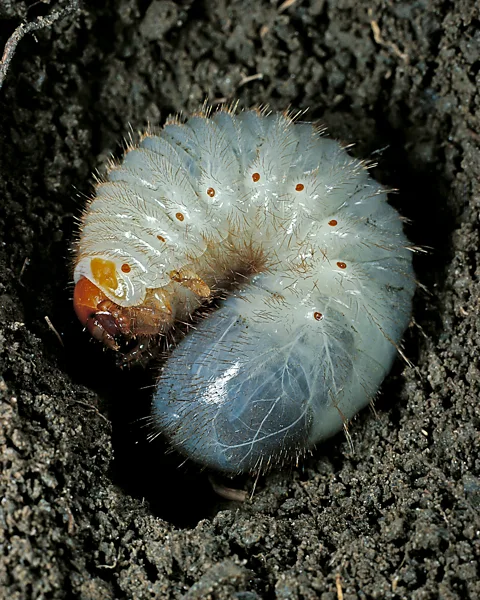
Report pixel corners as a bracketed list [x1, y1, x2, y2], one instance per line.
[73, 255, 144, 349]
[74, 256, 142, 306]
[73, 256, 177, 350]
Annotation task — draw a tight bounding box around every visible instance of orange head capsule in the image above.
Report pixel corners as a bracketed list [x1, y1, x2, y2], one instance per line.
[73, 276, 122, 350]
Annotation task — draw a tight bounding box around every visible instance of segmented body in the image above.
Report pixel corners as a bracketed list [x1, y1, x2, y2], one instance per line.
[73, 106, 415, 474]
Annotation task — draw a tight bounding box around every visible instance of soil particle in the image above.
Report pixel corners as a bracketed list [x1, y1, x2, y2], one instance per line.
[1, 1, 479, 598]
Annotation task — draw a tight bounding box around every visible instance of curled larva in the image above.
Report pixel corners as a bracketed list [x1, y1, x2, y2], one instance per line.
[73, 105, 415, 475]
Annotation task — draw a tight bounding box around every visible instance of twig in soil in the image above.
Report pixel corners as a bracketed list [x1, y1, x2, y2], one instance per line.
[44, 315, 64, 347]
[18, 256, 30, 286]
[72, 399, 110, 425]
[238, 72, 264, 87]
[208, 475, 248, 502]
[335, 573, 344, 600]
[368, 8, 409, 63]
[278, 0, 299, 13]
[0, 0, 81, 91]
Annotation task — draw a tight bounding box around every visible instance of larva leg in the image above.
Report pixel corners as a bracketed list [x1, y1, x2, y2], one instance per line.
[116, 336, 160, 369]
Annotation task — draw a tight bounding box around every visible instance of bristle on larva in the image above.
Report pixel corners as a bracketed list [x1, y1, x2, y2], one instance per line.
[73, 105, 415, 475]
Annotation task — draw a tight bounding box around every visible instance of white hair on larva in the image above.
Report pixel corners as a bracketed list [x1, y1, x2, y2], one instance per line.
[73, 104, 415, 475]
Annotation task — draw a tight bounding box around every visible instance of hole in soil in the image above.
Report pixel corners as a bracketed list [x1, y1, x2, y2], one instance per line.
[56, 107, 455, 531]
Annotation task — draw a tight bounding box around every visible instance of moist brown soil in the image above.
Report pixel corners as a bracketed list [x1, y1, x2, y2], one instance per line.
[1, 1, 479, 598]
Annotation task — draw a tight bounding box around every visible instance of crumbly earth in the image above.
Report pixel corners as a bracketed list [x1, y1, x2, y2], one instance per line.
[0, 1, 479, 598]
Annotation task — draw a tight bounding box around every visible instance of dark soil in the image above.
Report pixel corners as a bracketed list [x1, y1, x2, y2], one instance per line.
[1, 1, 479, 598]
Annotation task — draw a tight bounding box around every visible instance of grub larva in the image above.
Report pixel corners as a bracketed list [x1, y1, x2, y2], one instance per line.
[73, 105, 415, 475]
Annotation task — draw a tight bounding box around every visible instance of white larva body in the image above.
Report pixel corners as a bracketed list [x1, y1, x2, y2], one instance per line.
[74, 107, 415, 474]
